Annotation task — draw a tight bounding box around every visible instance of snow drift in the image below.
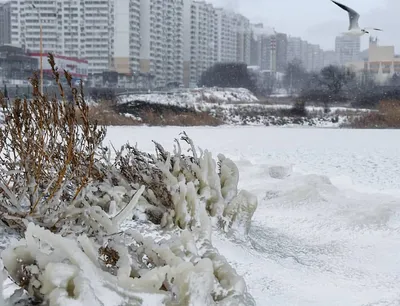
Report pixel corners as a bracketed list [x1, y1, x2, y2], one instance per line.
[118, 87, 259, 106]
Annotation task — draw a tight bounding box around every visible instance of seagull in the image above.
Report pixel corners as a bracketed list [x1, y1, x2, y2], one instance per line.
[331, 0, 383, 36]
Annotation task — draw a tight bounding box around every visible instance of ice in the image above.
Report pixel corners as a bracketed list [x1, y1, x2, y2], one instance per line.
[2, 125, 400, 305]
[103, 126, 400, 305]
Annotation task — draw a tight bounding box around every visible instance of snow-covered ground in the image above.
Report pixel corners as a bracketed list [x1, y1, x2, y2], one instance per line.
[117, 88, 371, 113]
[2, 126, 399, 305]
[103, 126, 400, 306]
[116, 88, 372, 128]
[118, 87, 259, 106]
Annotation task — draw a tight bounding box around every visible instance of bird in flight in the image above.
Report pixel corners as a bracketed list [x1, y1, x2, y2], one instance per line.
[331, 0, 383, 36]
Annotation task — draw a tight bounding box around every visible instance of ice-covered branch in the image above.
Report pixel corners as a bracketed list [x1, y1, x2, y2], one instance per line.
[1, 131, 257, 305]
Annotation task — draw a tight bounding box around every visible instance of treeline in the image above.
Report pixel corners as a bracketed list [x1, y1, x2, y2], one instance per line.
[283, 59, 400, 108]
[198, 61, 400, 109]
[198, 62, 274, 97]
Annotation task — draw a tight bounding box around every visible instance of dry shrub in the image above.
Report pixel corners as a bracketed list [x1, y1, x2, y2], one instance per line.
[350, 100, 400, 128]
[350, 112, 387, 128]
[76, 102, 141, 126]
[0, 53, 106, 232]
[379, 100, 400, 123]
[140, 108, 222, 126]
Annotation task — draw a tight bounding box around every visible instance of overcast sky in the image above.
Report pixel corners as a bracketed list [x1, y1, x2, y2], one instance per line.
[210, 0, 399, 52]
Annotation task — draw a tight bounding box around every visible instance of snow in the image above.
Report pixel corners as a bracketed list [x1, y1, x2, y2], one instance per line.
[116, 88, 372, 128]
[103, 126, 400, 305]
[117, 88, 371, 115]
[3, 125, 400, 305]
[118, 87, 259, 106]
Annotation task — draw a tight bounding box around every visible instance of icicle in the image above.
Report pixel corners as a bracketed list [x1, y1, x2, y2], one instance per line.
[112, 185, 145, 231]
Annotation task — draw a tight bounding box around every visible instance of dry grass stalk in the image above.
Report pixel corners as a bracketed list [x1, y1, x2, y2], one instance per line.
[350, 100, 400, 128]
[0, 53, 106, 232]
[76, 102, 142, 126]
[140, 108, 222, 126]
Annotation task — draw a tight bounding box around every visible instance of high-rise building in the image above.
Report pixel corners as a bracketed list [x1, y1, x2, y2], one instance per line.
[83, 0, 114, 74]
[307, 44, 324, 71]
[335, 35, 360, 65]
[215, 8, 237, 63]
[300, 40, 309, 70]
[287, 36, 302, 64]
[140, 0, 184, 87]
[1, 0, 326, 85]
[113, 0, 140, 75]
[275, 33, 288, 73]
[0, 2, 11, 46]
[235, 14, 251, 65]
[9, 1, 60, 54]
[250, 23, 275, 71]
[182, 0, 193, 87]
[288, 36, 324, 71]
[186, 4, 250, 86]
[113, 0, 129, 74]
[6, 0, 114, 75]
[188, 1, 218, 87]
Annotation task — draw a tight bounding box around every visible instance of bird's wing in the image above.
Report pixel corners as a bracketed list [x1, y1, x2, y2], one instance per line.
[331, 0, 360, 30]
[364, 27, 383, 31]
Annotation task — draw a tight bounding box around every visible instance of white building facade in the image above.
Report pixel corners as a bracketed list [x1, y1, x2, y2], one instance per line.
[215, 8, 237, 63]
[307, 44, 324, 72]
[82, 0, 114, 74]
[0, 2, 11, 46]
[249, 23, 275, 71]
[128, 0, 141, 74]
[335, 35, 360, 66]
[112, 0, 140, 75]
[7, 0, 114, 75]
[185, 4, 251, 86]
[287, 36, 302, 63]
[139, 0, 185, 88]
[287, 36, 324, 71]
[235, 13, 251, 65]
[188, 1, 217, 86]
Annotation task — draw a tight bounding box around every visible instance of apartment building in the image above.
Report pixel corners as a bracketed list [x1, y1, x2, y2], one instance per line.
[300, 40, 309, 70]
[1, 0, 326, 86]
[249, 29, 287, 73]
[287, 36, 302, 63]
[235, 13, 251, 65]
[186, 3, 251, 86]
[83, 0, 114, 74]
[188, 1, 217, 86]
[0, 2, 11, 46]
[140, 0, 184, 87]
[307, 44, 324, 71]
[5, 0, 114, 75]
[288, 36, 309, 69]
[288, 36, 324, 71]
[249, 23, 275, 71]
[9, 0, 60, 54]
[275, 33, 288, 73]
[183, 0, 192, 87]
[215, 8, 237, 63]
[112, 0, 140, 74]
[335, 35, 360, 65]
